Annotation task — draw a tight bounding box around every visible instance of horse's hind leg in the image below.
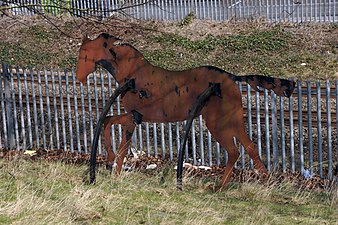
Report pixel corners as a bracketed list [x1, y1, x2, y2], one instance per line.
[103, 118, 116, 170]
[103, 114, 135, 173]
[237, 132, 268, 174]
[218, 137, 240, 190]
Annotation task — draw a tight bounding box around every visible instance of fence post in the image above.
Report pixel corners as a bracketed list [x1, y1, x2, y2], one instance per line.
[2, 63, 15, 149]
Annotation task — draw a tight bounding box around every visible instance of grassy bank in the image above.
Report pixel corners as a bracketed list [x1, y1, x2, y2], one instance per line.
[0, 158, 337, 224]
[0, 16, 337, 80]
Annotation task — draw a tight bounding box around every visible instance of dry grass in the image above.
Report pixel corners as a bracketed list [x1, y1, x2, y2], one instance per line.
[0, 158, 337, 224]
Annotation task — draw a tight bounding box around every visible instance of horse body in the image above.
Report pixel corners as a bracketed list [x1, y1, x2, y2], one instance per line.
[122, 65, 238, 123]
[76, 33, 295, 189]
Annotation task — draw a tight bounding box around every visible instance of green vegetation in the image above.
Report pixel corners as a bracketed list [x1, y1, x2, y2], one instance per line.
[0, 159, 337, 224]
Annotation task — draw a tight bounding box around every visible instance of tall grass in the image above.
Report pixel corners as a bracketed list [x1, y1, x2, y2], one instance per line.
[0, 158, 337, 224]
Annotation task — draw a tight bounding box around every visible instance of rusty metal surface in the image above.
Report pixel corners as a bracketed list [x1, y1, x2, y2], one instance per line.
[76, 33, 296, 189]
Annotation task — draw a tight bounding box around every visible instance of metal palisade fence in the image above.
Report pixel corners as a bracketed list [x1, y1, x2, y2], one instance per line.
[0, 63, 337, 179]
[3, 0, 337, 22]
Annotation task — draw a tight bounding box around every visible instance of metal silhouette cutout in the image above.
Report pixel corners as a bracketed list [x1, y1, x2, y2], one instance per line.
[76, 33, 295, 190]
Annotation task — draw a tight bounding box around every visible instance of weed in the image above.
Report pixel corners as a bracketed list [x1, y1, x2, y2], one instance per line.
[180, 12, 195, 27]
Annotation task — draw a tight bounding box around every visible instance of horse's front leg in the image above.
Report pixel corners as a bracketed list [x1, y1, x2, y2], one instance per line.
[103, 113, 136, 174]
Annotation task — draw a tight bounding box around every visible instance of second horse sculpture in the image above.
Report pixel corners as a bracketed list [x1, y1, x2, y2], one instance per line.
[76, 33, 295, 190]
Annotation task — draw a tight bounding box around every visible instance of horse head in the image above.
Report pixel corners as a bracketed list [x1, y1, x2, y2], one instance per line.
[76, 33, 121, 84]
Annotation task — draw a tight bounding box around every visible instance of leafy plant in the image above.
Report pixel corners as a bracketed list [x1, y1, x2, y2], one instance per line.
[180, 12, 196, 26]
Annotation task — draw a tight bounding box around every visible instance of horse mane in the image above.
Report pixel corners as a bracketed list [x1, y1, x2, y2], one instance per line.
[116, 43, 140, 52]
[112, 42, 145, 60]
[99, 33, 121, 40]
[96, 33, 141, 56]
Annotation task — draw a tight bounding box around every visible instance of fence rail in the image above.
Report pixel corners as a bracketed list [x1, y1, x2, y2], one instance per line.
[0, 64, 337, 179]
[3, 0, 338, 22]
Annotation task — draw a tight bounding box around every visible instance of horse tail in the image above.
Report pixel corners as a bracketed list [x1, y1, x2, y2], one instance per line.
[231, 74, 296, 97]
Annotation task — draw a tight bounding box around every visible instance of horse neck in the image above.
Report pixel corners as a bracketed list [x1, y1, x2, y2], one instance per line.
[115, 46, 150, 82]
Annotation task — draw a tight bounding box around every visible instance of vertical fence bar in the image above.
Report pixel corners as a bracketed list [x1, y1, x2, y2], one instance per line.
[314, 0, 317, 21]
[247, 84, 253, 168]
[37, 69, 46, 149]
[264, 89, 270, 172]
[216, 142, 220, 165]
[146, 122, 150, 156]
[297, 81, 304, 175]
[279, 0, 282, 21]
[164, 0, 168, 21]
[93, 72, 101, 154]
[160, 123, 165, 159]
[100, 70, 106, 139]
[334, 0, 336, 22]
[199, 115, 204, 165]
[80, 81, 87, 153]
[44, 68, 52, 149]
[326, 81, 332, 179]
[58, 68, 67, 151]
[138, 124, 143, 153]
[10, 68, 19, 149]
[307, 81, 313, 175]
[300, 0, 304, 21]
[107, 74, 116, 154]
[191, 119, 197, 164]
[176, 121, 180, 156]
[116, 82, 122, 144]
[168, 122, 173, 160]
[266, 0, 269, 21]
[87, 77, 94, 153]
[280, 96, 286, 172]
[16, 66, 26, 150]
[289, 90, 295, 173]
[153, 123, 158, 157]
[0, 67, 7, 148]
[51, 68, 60, 150]
[72, 69, 81, 151]
[3, 64, 15, 149]
[24, 69, 33, 148]
[185, 121, 189, 161]
[272, 92, 278, 172]
[316, 81, 323, 177]
[30, 67, 39, 149]
[207, 130, 212, 166]
[256, 91, 262, 158]
[239, 83, 245, 168]
[132, 131, 137, 153]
